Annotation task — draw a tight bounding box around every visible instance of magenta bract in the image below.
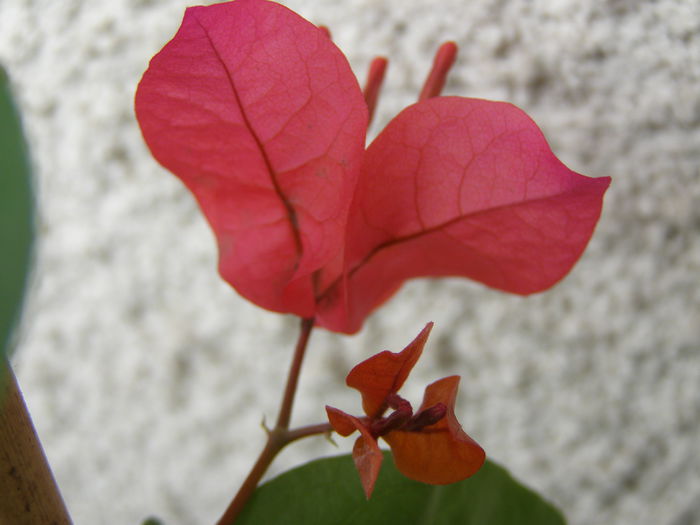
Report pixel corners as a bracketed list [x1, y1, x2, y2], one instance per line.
[135, 0, 610, 334]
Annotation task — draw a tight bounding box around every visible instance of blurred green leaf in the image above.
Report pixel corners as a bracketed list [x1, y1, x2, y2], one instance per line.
[237, 452, 566, 524]
[141, 518, 164, 525]
[0, 64, 34, 360]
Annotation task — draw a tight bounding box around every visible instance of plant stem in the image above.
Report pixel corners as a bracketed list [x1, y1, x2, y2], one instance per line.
[276, 318, 314, 429]
[216, 318, 316, 525]
[1, 358, 72, 524]
[285, 422, 332, 442]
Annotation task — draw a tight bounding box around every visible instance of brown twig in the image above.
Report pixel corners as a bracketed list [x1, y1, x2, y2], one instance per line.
[1, 358, 72, 524]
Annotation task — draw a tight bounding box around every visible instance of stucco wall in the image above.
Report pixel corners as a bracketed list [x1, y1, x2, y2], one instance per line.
[1, 1, 699, 523]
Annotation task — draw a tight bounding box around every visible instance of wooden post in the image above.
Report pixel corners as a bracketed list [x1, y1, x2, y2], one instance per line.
[1, 359, 72, 525]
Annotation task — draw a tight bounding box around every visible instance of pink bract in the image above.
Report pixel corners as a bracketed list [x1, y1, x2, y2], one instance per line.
[135, 0, 610, 334]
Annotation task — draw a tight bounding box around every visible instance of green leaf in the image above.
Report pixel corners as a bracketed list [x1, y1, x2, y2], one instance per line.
[0, 64, 34, 360]
[141, 518, 164, 525]
[237, 452, 566, 525]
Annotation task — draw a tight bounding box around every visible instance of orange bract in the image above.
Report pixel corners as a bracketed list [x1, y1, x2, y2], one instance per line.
[326, 324, 485, 497]
[384, 376, 485, 485]
[347, 322, 432, 418]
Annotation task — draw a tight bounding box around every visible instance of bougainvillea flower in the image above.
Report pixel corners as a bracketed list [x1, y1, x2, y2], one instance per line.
[135, 0, 611, 334]
[325, 323, 485, 498]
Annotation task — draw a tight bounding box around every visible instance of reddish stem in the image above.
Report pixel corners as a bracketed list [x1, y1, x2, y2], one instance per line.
[318, 25, 331, 39]
[215, 422, 331, 525]
[216, 318, 315, 525]
[276, 318, 314, 429]
[363, 56, 388, 126]
[286, 422, 333, 442]
[418, 41, 458, 101]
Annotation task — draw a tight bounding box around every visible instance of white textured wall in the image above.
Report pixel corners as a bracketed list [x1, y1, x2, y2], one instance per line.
[2, 1, 699, 524]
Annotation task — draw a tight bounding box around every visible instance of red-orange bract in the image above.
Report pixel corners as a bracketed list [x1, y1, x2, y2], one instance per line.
[326, 323, 485, 498]
[135, 0, 611, 334]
